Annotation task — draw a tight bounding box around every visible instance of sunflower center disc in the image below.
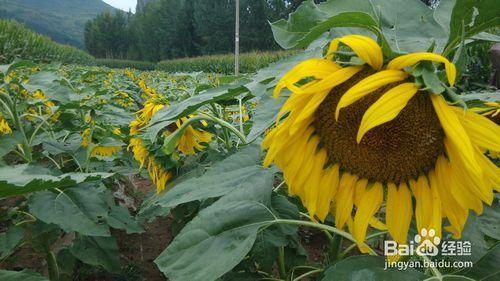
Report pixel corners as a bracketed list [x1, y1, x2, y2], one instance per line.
[313, 74, 445, 184]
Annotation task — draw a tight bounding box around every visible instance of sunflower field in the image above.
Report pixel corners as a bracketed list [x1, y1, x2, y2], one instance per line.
[1, 0, 500, 280]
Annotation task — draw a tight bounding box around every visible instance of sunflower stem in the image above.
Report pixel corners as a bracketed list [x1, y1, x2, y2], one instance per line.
[277, 246, 286, 279]
[420, 254, 442, 278]
[197, 112, 247, 145]
[270, 219, 377, 256]
[329, 234, 343, 262]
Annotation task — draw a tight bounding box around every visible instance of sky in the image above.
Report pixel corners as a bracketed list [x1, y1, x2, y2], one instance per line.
[103, 0, 137, 12]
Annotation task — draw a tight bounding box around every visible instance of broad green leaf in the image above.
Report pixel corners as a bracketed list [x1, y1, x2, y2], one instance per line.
[0, 270, 48, 281]
[270, 0, 448, 56]
[29, 187, 110, 237]
[456, 244, 500, 280]
[147, 82, 250, 139]
[0, 164, 112, 198]
[138, 144, 271, 219]
[461, 90, 500, 102]
[426, 276, 476, 281]
[24, 71, 78, 104]
[477, 201, 500, 240]
[0, 131, 23, 157]
[272, 11, 382, 50]
[107, 205, 144, 234]
[154, 171, 275, 281]
[69, 236, 121, 273]
[246, 93, 286, 143]
[0, 60, 36, 75]
[321, 255, 427, 281]
[444, 0, 500, 55]
[0, 226, 24, 259]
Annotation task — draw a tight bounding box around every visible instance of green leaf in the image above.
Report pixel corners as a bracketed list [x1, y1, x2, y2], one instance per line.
[0, 270, 48, 281]
[24, 71, 78, 104]
[69, 235, 121, 273]
[29, 187, 110, 237]
[460, 90, 500, 102]
[321, 255, 427, 281]
[0, 164, 112, 198]
[0, 131, 23, 158]
[270, 0, 448, 56]
[422, 68, 446, 94]
[154, 171, 275, 281]
[0, 60, 36, 75]
[107, 205, 144, 234]
[272, 10, 382, 50]
[444, 0, 500, 55]
[0, 226, 24, 259]
[456, 244, 500, 280]
[246, 92, 286, 143]
[138, 144, 272, 219]
[147, 82, 249, 140]
[426, 276, 476, 281]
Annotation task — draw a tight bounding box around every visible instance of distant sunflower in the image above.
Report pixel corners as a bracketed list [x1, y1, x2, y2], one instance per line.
[90, 146, 122, 157]
[128, 97, 212, 192]
[263, 34, 500, 250]
[172, 117, 213, 155]
[0, 114, 12, 135]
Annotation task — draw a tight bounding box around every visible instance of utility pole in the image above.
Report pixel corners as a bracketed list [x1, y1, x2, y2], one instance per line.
[235, 0, 240, 76]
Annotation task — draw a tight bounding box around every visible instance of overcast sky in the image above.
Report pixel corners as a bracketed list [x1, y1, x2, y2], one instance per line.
[103, 0, 137, 12]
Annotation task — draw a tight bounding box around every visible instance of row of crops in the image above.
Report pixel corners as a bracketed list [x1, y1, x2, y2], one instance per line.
[1, 0, 500, 280]
[0, 20, 94, 65]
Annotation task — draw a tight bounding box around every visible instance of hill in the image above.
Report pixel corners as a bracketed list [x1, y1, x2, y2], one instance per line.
[0, 0, 117, 48]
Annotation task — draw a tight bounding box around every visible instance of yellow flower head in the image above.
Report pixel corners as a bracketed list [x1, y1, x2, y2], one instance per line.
[263, 34, 500, 251]
[128, 137, 172, 193]
[128, 137, 149, 169]
[33, 90, 46, 100]
[90, 146, 122, 157]
[81, 128, 91, 147]
[0, 114, 12, 135]
[112, 127, 122, 136]
[172, 117, 213, 155]
[147, 157, 172, 193]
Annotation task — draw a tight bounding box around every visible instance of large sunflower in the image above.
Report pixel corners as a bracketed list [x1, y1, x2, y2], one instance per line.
[262, 34, 500, 250]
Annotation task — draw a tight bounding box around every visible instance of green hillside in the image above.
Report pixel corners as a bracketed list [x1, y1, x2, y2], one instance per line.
[0, 0, 117, 48]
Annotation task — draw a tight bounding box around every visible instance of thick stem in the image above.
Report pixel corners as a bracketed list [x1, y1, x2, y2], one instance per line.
[46, 250, 59, 281]
[270, 219, 377, 256]
[278, 246, 286, 279]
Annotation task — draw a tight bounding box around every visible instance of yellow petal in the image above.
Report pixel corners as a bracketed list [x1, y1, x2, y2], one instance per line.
[387, 52, 457, 86]
[335, 172, 358, 229]
[428, 171, 442, 238]
[434, 157, 469, 238]
[452, 107, 500, 152]
[410, 177, 433, 232]
[327, 35, 383, 70]
[304, 149, 327, 215]
[335, 70, 408, 120]
[444, 138, 493, 205]
[431, 95, 481, 179]
[316, 164, 340, 221]
[297, 66, 363, 94]
[353, 182, 383, 245]
[357, 83, 419, 143]
[273, 58, 341, 98]
[386, 182, 412, 244]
